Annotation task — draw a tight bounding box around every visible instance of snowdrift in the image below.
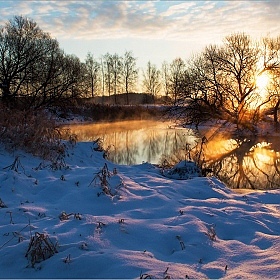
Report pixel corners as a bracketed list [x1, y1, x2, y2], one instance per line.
[0, 142, 279, 279]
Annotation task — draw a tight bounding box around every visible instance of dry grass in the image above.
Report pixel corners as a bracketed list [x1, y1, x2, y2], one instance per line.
[0, 198, 7, 208]
[25, 232, 58, 267]
[0, 104, 67, 161]
[205, 225, 217, 241]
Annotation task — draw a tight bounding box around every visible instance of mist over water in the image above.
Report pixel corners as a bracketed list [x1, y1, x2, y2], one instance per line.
[65, 120, 280, 189]
[65, 120, 198, 165]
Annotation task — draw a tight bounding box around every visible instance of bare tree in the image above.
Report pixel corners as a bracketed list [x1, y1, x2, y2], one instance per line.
[161, 60, 170, 101]
[61, 54, 85, 101]
[102, 53, 122, 103]
[221, 33, 260, 128]
[261, 36, 280, 72]
[0, 16, 56, 105]
[260, 36, 280, 126]
[84, 52, 100, 98]
[267, 69, 280, 127]
[142, 61, 161, 103]
[174, 33, 264, 131]
[122, 51, 138, 105]
[169, 58, 186, 104]
[100, 56, 106, 103]
[25, 51, 84, 109]
[110, 53, 123, 104]
[0, 15, 83, 109]
[102, 53, 113, 97]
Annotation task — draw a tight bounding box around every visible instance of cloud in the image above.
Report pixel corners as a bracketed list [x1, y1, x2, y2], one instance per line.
[0, 1, 280, 45]
[161, 2, 196, 17]
[157, 1, 280, 43]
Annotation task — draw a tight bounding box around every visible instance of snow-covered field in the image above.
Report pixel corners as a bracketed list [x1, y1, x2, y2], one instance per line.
[0, 140, 279, 279]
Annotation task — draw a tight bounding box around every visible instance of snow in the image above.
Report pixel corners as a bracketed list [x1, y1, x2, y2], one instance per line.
[0, 140, 280, 279]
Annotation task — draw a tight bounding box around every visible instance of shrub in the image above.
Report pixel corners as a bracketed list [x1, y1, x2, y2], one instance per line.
[205, 224, 217, 241]
[0, 104, 66, 161]
[25, 232, 58, 267]
[89, 163, 124, 197]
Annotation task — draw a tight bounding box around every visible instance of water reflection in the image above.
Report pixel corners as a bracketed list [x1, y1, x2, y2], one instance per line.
[202, 133, 280, 189]
[64, 120, 280, 189]
[64, 120, 198, 165]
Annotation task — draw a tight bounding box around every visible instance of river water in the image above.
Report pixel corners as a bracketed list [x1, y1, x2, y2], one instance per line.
[64, 120, 280, 190]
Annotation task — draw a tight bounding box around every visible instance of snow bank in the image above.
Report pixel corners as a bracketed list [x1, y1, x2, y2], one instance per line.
[0, 142, 279, 279]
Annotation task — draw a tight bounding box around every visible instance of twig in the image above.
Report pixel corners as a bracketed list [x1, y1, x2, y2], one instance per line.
[3, 156, 25, 173]
[6, 211, 14, 224]
[176, 235, 186, 250]
[0, 224, 29, 250]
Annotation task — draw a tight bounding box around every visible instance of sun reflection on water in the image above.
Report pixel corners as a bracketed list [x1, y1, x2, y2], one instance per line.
[205, 135, 280, 189]
[64, 120, 280, 189]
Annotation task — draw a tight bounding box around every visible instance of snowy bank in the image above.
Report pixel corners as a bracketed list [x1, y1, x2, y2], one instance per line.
[0, 142, 279, 279]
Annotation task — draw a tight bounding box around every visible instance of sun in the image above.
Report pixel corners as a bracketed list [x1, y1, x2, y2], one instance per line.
[249, 71, 272, 108]
[256, 72, 270, 92]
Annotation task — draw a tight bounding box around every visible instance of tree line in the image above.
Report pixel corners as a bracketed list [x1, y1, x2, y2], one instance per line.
[1, 16, 280, 131]
[80, 45, 189, 105]
[0, 16, 182, 109]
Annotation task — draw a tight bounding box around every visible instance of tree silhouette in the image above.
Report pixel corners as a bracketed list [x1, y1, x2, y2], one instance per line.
[0, 16, 83, 109]
[171, 33, 272, 132]
[122, 51, 138, 105]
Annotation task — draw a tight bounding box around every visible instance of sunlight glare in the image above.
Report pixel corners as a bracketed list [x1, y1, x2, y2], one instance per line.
[254, 148, 272, 164]
[251, 72, 272, 108]
[256, 72, 270, 91]
[250, 145, 274, 169]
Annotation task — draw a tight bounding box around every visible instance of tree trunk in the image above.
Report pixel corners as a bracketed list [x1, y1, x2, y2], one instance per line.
[273, 99, 280, 131]
[273, 99, 280, 123]
[126, 91, 129, 105]
[1, 83, 14, 107]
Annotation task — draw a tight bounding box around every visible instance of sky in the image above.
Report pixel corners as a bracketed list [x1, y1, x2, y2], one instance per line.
[0, 1, 280, 69]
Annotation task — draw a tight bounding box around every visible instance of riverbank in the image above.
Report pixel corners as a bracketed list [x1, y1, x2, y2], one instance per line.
[0, 140, 279, 278]
[54, 103, 167, 125]
[61, 116, 280, 189]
